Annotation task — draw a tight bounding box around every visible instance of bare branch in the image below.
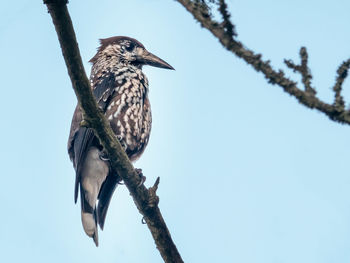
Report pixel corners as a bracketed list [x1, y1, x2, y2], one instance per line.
[333, 59, 350, 110]
[284, 47, 316, 95]
[284, 59, 301, 73]
[176, 0, 350, 124]
[218, 0, 237, 39]
[43, 1, 183, 262]
[299, 47, 316, 95]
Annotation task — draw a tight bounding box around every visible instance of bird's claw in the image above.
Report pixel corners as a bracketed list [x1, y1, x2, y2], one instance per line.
[135, 168, 146, 186]
[99, 151, 109, 161]
[116, 135, 127, 150]
[99, 155, 109, 161]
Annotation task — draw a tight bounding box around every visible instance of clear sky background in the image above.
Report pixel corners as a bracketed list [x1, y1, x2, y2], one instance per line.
[1, 0, 350, 262]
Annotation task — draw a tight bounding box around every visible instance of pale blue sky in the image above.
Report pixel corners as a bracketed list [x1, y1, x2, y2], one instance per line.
[1, 1, 350, 262]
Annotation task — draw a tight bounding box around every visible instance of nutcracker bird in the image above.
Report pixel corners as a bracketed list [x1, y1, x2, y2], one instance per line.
[67, 36, 174, 246]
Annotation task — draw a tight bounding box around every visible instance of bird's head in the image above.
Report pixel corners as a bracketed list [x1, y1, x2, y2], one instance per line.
[89, 36, 174, 70]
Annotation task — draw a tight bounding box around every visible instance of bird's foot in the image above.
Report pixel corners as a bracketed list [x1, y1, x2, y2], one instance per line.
[99, 151, 109, 161]
[116, 135, 127, 151]
[99, 155, 109, 161]
[135, 168, 146, 186]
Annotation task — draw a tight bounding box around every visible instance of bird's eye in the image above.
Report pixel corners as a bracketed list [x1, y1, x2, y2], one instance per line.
[125, 43, 135, 52]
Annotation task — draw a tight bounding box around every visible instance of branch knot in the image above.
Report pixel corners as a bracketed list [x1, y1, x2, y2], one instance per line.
[147, 177, 160, 209]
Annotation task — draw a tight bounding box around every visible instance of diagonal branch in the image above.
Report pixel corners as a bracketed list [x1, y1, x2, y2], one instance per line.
[43, 1, 183, 262]
[176, 0, 350, 125]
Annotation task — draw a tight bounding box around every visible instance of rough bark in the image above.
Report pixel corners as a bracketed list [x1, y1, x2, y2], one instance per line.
[43, 1, 183, 262]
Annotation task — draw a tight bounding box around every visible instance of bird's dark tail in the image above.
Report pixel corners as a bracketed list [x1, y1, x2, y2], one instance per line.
[97, 174, 119, 230]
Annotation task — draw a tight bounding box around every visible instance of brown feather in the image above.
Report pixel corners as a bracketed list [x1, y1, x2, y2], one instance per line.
[89, 36, 145, 63]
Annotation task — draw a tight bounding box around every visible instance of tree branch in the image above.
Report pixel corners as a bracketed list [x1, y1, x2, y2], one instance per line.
[284, 47, 316, 96]
[176, 0, 350, 125]
[333, 59, 350, 110]
[218, 0, 237, 39]
[43, 1, 183, 262]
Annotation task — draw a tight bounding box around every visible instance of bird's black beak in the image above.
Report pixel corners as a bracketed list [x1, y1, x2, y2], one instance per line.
[139, 50, 174, 70]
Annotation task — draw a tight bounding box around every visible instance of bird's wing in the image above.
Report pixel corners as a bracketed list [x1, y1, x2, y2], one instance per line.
[68, 72, 118, 203]
[93, 73, 116, 111]
[67, 105, 83, 162]
[73, 127, 95, 203]
[67, 106, 95, 203]
[92, 72, 126, 229]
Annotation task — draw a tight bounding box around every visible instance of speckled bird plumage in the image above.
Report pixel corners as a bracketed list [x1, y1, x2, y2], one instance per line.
[67, 36, 173, 246]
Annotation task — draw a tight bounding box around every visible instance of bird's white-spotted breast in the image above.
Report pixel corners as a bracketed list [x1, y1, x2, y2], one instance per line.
[91, 62, 151, 162]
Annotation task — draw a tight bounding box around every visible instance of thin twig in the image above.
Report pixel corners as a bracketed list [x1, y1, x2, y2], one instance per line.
[333, 59, 350, 110]
[176, 0, 350, 124]
[284, 47, 316, 95]
[218, 0, 237, 39]
[43, 1, 183, 262]
[299, 47, 316, 95]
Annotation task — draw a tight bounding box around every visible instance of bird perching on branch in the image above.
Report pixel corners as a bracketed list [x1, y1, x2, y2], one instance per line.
[67, 36, 174, 246]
